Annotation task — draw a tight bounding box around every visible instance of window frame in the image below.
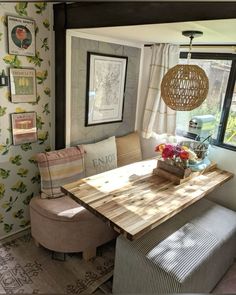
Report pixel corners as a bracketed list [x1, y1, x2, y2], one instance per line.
[179, 51, 236, 151]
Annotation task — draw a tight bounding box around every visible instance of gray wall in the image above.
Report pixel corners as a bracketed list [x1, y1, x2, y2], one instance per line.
[70, 37, 141, 145]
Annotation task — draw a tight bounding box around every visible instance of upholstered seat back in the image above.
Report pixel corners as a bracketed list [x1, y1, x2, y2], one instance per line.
[116, 132, 142, 167]
[36, 132, 142, 199]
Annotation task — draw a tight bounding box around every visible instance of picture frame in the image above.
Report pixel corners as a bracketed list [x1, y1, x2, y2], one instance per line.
[10, 68, 37, 103]
[11, 112, 37, 145]
[85, 52, 128, 126]
[7, 16, 35, 57]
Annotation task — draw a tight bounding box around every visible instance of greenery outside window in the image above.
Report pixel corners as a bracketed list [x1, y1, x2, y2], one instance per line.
[176, 52, 236, 150]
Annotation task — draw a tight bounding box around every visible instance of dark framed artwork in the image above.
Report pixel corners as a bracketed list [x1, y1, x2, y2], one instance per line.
[85, 52, 128, 126]
[7, 16, 35, 57]
[10, 68, 37, 103]
[11, 112, 37, 145]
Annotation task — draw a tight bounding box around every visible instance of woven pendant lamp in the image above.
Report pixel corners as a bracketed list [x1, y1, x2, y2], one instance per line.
[161, 31, 209, 111]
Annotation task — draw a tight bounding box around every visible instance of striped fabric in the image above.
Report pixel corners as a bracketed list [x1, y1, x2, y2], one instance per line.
[113, 199, 236, 294]
[36, 146, 85, 199]
[146, 223, 218, 283]
[116, 132, 142, 167]
[141, 44, 179, 139]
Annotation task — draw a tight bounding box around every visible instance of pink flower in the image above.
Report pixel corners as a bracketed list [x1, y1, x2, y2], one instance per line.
[162, 145, 175, 159]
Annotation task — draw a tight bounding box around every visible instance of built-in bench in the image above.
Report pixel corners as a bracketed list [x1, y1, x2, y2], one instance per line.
[30, 132, 142, 260]
[113, 198, 236, 293]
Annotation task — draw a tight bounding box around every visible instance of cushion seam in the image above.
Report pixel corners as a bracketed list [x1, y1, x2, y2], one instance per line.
[45, 152, 54, 198]
[30, 204, 90, 223]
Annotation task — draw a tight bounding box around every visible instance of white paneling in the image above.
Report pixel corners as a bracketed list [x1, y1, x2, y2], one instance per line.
[75, 19, 236, 46]
[207, 146, 236, 210]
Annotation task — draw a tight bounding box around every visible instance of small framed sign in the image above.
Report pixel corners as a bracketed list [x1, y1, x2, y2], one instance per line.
[7, 16, 35, 57]
[11, 112, 37, 145]
[10, 68, 36, 103]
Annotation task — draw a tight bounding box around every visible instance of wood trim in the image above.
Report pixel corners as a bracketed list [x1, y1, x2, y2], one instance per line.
[65, 2, 236, 29]
[53, 1, 236, 149]
[217, 59, 236, 144]
[82, 247, 97, 261]
[54, 3, 66, 149]
[180, 52, 236, 60]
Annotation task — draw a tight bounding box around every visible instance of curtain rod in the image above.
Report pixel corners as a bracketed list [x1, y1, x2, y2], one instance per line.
[144, 44, 236, 47]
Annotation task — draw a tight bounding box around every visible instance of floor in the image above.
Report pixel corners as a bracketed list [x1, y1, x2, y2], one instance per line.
[1, 231, 236, 294]
[0, 233, 114, 294]
[213, 261, 236, 293]
[93, 279, 113, 295]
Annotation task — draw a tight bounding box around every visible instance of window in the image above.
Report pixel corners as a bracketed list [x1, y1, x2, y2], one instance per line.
[176, 52, 236, 151]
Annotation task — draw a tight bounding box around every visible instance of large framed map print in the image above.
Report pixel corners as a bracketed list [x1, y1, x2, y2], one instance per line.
[85, 52, 128, 126]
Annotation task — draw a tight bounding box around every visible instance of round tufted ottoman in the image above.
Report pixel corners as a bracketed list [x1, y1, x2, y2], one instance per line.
[30, 195, 117, 260]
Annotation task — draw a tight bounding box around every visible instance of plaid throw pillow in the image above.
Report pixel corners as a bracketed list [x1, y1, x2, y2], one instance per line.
[36, 146, 85, 198]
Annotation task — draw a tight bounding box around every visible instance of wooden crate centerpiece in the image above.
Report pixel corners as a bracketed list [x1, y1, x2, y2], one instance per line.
[157, 159, 191, 177]
[153, 160, 192, 184]
[153, 143, 193, 184]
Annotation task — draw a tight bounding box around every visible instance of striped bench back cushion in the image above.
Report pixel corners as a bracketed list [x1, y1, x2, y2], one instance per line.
[116, 132, 142, 167]
[36, 146, 85, 198]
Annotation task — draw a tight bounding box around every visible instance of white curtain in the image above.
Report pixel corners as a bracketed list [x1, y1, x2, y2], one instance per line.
[142, 44, 180, 139]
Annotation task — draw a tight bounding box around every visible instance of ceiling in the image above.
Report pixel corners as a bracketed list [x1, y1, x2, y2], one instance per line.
[76, 19, 236, 45]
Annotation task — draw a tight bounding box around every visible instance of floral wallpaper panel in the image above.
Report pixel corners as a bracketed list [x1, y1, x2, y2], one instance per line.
[0, 2, 53, 237]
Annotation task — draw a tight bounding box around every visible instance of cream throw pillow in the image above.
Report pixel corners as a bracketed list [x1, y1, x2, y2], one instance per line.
[83, 136, 117, 177]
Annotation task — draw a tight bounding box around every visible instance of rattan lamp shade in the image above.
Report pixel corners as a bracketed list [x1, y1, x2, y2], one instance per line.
[161, 64, 209, 111]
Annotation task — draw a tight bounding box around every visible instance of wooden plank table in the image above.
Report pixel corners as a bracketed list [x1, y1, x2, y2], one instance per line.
[61, 159, 233, 240]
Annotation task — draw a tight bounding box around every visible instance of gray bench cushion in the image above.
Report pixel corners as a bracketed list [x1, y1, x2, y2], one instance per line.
[146, 222, 219, 283]
[181, 199, 236, 241]
[113, 199, 236, 293]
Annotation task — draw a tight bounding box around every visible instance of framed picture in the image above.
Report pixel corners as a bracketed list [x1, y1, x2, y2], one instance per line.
[10, 68, 37, 103]
[11, 112, 37, 145]
[85, 52, 128, 126]
[7, 16, 35, 57]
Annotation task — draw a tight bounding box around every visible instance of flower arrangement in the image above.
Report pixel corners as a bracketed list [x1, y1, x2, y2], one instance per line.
[155, 143, 196, 169]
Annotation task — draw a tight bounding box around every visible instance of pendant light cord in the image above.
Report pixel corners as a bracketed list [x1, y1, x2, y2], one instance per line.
[187, 35, 194, 64]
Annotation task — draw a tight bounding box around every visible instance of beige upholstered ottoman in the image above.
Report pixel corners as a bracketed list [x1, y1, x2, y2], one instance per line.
[30, 195, 117, 259]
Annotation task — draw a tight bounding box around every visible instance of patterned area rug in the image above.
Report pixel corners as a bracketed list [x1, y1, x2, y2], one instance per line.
[0, 234, 115, 294]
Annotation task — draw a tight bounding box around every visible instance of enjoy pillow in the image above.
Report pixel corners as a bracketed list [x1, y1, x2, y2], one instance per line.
[83, 136, 117, 177]
[36, 146, 85, 198]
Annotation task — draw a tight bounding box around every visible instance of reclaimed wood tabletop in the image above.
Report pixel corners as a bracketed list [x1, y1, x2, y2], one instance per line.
[61, 159, 233, 240]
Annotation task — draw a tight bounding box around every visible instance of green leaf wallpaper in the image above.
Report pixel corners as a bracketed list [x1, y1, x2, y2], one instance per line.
[0, 2, 53, 237]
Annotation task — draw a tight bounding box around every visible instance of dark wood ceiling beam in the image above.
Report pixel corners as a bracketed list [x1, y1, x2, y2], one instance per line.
[65, 2, 236, 29]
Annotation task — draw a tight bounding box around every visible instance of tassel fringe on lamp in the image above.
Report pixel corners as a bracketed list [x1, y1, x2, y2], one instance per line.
[161, 31, 209, 111]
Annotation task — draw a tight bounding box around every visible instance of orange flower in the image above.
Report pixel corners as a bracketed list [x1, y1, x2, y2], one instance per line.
[155, 144, 165, 152]
[179, 150, 189, 160]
